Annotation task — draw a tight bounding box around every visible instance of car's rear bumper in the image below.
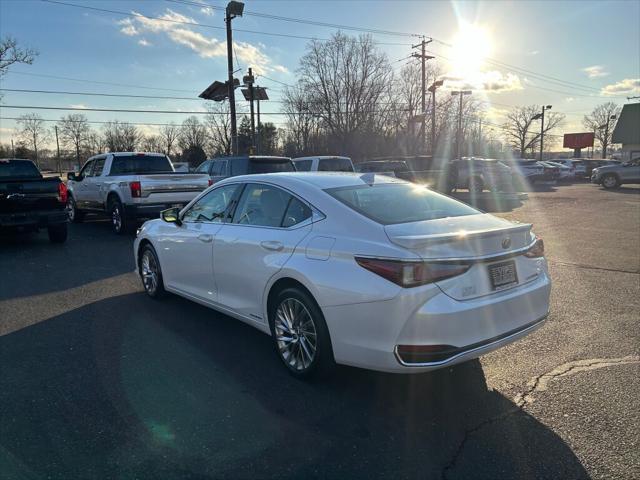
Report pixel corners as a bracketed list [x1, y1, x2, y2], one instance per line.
[124, 202, 187, 219]
[0, 209, 67, 229]
[322, 270, 551, 373]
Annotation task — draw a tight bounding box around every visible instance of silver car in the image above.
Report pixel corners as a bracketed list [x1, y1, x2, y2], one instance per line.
[591, 158, 640, 188]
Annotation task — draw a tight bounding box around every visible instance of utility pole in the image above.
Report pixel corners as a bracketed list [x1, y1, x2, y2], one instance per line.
[11, 138, 14, 157]
[256, 86, 261, 154]
[246, 67, 256, 152]
[538, 105, 552, 161]
[428, 80, 443, 156]
[411, 37, 434, 155]
[451, 90, 472, 160]
[54, 125, 61, 175]
[225, 1, 244, 155]
[33, 131, 38, 168]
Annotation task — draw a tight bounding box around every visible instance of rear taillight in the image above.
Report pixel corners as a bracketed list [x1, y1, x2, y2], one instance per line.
[129, 181, 142, 198]
[208, 179, 214, 186]
[524, 237, 545, 258]
[57, 182, 68, 203]
[354, 257, 470, 288]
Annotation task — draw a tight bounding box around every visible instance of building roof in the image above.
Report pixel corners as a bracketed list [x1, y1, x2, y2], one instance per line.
[612, 103, 640, 145]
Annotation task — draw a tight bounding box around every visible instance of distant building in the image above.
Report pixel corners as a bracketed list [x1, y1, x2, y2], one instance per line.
[611, 103, 640, 161]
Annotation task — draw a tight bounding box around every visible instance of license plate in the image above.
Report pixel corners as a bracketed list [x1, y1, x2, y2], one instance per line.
[488, 260, 518, 290]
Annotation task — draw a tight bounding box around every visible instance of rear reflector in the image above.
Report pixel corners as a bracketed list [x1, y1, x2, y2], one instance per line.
[524, 237, 545, 258]
[354, 257, 470, 288]
[208, 179, 214, 186]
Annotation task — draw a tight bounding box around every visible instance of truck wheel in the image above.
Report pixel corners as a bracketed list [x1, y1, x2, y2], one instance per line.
[66, 195, 84, 223]
[602, 174, 620, 189]
[48, 223, 68, 243]
[468, 176, 484, 193]
[109, 198, 130, 234]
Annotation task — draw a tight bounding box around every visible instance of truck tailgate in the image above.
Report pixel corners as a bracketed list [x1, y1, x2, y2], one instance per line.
[138, 174, 209, 196]
[0, 178, 62, 214]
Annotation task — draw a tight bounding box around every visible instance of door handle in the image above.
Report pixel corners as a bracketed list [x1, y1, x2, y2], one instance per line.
[197, 234, 213, 243]
[261, 240, 284, 251]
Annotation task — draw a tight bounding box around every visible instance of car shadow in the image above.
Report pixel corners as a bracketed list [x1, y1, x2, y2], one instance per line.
[0, 293, 589, 479]
[603, 185, 640, 194]
[0, 217, 136, 301]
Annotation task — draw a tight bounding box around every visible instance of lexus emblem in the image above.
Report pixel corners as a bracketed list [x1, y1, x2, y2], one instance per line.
[502, 237, 511, 249]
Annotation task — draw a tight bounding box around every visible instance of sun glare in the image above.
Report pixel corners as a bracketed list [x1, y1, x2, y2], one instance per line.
[450, 22, 493, 83]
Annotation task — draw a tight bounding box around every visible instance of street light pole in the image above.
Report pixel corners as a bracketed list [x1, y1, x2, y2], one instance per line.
[451, 90, 471, 159]
[225, 1, 244, 155]
[539, 105, 552, 161]
[428, 80, 443, 156]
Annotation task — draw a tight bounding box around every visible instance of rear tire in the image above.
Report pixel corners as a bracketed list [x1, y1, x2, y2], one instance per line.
[601, 173, 620, 189]
[140, 244, 166, 299]
[468, 176, 484, 193]
[109, 197, 131, 234]
[66, 195, 84, 223]
[47, 223, 68, 243]
[269, 287, 335, 380]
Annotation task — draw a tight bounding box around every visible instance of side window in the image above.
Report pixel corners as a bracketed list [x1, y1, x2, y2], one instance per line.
[182, 184, 240, 223]
[295, 160, 313, 171]
[211, 161, 222, 176]
[195, 160, 212, 174]
[79, 160, 94, 178]
[233, 184, 291, 227]
[90, 158, 105, 177]
[219, 160, 228, 176]
[282, 197, 312, 228]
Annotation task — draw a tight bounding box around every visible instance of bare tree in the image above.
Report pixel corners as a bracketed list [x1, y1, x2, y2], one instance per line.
[204, 103, 232, 156]
[57, 114, 91, 169]
[179, 116, 208, 151]
[159, 122, 180, 156]
[0, 37, 37, 78]
[103, 121, 141, 151]
[85, 132, 106, 156]
[503, 105, 564, 157]
[140, 135, 164, 153]
[282, 82, 322, 155]
[297, 33, 395, 156]
[17, 114, 48, 167]
[583, 102, 621, 158]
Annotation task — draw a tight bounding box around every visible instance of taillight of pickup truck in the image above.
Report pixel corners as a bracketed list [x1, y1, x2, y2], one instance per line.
[57, 182, 68, 203]
[130, 181, 142, 198]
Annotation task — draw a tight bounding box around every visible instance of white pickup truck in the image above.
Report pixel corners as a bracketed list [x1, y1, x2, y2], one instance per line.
[66, 152, 209, 234]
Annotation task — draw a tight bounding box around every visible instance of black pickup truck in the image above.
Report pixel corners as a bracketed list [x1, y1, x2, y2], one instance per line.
[0, 159, 68, 243]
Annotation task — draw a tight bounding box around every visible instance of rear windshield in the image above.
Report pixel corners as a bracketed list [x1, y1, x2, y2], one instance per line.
[248, 159, 295, 174]
[109, 155, 174, 175]
[0, 160, 41, 179]
[325, 183, 478, 225]
[318, 157, 354, 172]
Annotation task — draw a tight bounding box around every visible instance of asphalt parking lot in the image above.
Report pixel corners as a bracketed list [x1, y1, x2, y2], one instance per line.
[1, 182, 638, 480]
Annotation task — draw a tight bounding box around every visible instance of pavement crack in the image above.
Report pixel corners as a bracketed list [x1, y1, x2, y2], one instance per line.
[514, 355, 640, 408]
[549, 260, 639, 275]
[442, 356, 639, 479]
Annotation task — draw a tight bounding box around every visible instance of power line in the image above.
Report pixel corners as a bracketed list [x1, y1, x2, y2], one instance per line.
[41, 0, 412, 46]
[5, 70, 196, 93]
[0, 88, 202, 101]
[0, 116, 287, 127]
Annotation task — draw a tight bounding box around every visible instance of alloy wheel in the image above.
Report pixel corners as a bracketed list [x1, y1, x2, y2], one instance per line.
[603, 175, 617, 188]
[66, 198, 75, 221]
[274, 298, 318, 372]
[141, 250, 158, 295]
[112, 206, 122, 232]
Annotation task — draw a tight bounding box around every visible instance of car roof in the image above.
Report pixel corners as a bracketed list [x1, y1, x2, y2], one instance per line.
[293, 156, 351, 161]
[217, 171, 406, 189]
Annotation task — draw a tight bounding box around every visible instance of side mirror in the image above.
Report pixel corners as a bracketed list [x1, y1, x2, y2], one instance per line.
[67, 172, 78, 181]
[161, 207, 182, 226]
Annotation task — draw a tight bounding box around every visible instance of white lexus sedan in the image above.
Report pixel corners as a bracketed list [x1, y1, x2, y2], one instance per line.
[134, 173, 550, 378]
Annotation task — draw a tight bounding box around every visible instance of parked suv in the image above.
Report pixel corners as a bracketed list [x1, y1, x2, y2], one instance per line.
[293, 156, 354, 172]
[196, 156, 295, 184]
[453, 157, 512, 192]
[591, 158, 640, 188]
[67, 152, 210, 234]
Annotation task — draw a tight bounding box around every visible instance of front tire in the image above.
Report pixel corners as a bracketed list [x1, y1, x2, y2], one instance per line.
[109, 197, 130, 234]
[601, 174, 620, 189]
[468, 176, 484, 193]
[269, 287, 335, 379]
[47, 223, 68, 243]
[140, 245, 166, 299]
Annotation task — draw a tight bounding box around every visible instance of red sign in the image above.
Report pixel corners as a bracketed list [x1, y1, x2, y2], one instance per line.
[563, 132, 595, 149]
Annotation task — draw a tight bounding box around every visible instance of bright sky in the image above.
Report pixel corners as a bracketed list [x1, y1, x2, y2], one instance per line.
[1, 0, 639, 147]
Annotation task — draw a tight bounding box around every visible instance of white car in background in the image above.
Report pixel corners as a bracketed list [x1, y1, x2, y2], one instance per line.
[545, 161, 575, 180]
[134, 173, 551, 378]
[293, 156, 355, 172]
